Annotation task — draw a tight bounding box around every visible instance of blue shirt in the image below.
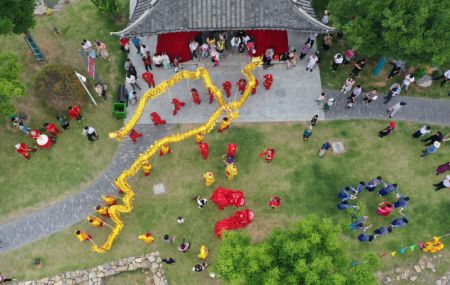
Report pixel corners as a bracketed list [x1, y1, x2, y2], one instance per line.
[353, 183, 365, 194]
[391, 217, 407, 227]
[390, 84, 401, 96]
[358, 233, 370, 242]
[394, 196, 408, 208]
[378, 184, 397, 196]
[338, 188, 351, 200]
[132, 36, 141, 47]
[322, 142, 332, 150]
[426, 145, 438, 154]
[374, 227, 389, 236]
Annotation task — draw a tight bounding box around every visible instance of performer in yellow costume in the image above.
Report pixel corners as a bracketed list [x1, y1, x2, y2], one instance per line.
[195, 133, 204, 144]
[95, 205, 110, 218]
[203, 172, 215, 186]
[422, 236, 444, 253]
[75, 229, 92, 241]
[225, 162, 238, 180]
[218, 117, 231, 133]
[142, 161, 152, 176]
[198, 245, 209, 259]
[101, 195, 117, 206]
[159, 144, 171, 156]
[138, 233, 155, 245]
[86, 215, 104, 227]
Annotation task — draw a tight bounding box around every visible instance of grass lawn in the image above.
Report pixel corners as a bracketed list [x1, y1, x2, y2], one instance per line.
[0, 120, 449, 284]
[0, 0, 128, 220]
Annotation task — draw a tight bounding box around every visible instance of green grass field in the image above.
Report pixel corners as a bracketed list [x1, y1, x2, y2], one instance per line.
[0, 121, 449, 284]
[0, 0, 128, 221]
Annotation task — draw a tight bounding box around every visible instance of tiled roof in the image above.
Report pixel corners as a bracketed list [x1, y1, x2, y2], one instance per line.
[112, 0, 333, 36]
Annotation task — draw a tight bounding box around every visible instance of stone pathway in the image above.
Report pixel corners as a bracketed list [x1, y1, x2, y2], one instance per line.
[0, 125, 172, 253]
[323, 89, 450, 126]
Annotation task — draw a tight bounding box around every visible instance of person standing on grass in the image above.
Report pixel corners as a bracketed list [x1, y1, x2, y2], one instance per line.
[303, 126, 313, 141]
[433, 175, 450, 191]
[412, 125, 431, 138]
[163, 234, 176, 244]
[142, 53, 152, 71]
[387, 101, 407, 118]
[352, 58, 366, 77]
[126, 74, 141, 91]
[306, 53, 319, 72]
[440, 70, 450, 86]
[68, 105, 83, 122]
[178, 239, 191, 252]
[56, 114, 69, 130]
[401, 73, 415, 93]
[43, 122, 62, 137]
[131, 36, 141, 54]
[363, 88, 378, 106]
[384, 83, 401, 104]
[83, 126, 99, 143]
[387, 61, 402, 79]
[343, 49, 355, 65]
[340, 76, 355, 95]
[331, 53, 343, 71]
[421, 141, 441, 157]
[95, 40, 110, 61]
[422, 131, 443, 146]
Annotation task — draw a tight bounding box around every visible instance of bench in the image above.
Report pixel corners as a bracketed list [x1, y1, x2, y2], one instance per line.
[24, 33, 45, 62]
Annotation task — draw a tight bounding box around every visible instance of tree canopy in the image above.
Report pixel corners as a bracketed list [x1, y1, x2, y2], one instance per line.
[0, 53, 25, 115]
[329, 0, 450, 66]
[0, 0, 36, 35]
[214, 215, 380, 285]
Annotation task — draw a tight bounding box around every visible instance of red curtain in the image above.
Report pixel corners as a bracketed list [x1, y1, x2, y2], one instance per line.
[156, 32, 200, 62]
[246, 30, 288, 56]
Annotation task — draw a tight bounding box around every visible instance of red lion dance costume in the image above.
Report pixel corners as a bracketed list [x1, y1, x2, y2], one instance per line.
[214, 209, 254, 238]
[210, 188, 245, 210]
[252, 79, 259, 95]
[150, 112, 166, 125]
[263, 74, 273, 90]
[142, 72, 155, 88]
[222, 81, 232, 97]
[199, 142, 209, 160]
[172, 98, 186, 116]
[236, 79, 247, 94]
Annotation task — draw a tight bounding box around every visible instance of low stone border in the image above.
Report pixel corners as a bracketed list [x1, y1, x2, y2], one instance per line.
[15, 252, 167, 285]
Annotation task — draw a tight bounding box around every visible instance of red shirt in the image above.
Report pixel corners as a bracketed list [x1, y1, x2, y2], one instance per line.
[120, 37, 129, 47]
[68, 106, 80, 118]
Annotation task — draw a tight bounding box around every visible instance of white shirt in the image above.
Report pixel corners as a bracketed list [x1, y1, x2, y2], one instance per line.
[389, 102, 403, 112]
[83, 127, 96, 135]
[242, 35, 250, 43]
[334, 54, 343, 64]
[419, 125, 431, 135]
[352, 87, 362, 97]
[200, 43, 209, 52]
[82, 40, 92, 50]
[402, 74, 415, 86]
[307, 55, 318, 67]
[443, 175, 450, 188]
[444, 70, 450, 80]
[126, 75, 136, 84]
[231, 37, 241, 47]
[321, 15, 329, 25]
[153, 55, 162, 65]
[189, 41, 198, 52]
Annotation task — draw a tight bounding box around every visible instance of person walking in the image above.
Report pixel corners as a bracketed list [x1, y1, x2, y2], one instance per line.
[433, 175, 450, 191]
[299, 44, 311, 60]
[95, 40, 110, 61]
[310, 115, 319, 127]
[131, 36, 141, 54]
[378, 121, 396, 138]
[306, 53, 319, 72]
[126, 74, 141, 91]
[331, 53, 343, 71]
[363, 88, 378, 106]
[189, 39, 199, 60]
[303, 126, 313, 141]
[387, 101, 407, 118]
[119, 36, 130, 53]
[124, 58, 134, 72]
[412, 125, 431, 138]
[384, 83, 401, 104]
[83, 126, 99, 143]
[139, 44, 149, 56]
[305, 33, 318, 47]
[421, 141, 441, 157]
[142, 72, 155, 88]
[43, 122, 62, 137]
[401, 73, 415, 93]
[340, 76, 355, 94]
[142, 53, 152, 71]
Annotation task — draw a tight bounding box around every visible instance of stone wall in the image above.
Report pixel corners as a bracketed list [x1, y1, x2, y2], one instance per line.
[15, 252, 167, 285]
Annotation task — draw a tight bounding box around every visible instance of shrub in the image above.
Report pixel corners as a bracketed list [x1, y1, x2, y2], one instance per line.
[33, 64, 86, 112]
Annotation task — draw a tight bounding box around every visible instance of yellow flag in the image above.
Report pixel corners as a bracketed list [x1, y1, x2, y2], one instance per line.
[391, 251, 397, 257]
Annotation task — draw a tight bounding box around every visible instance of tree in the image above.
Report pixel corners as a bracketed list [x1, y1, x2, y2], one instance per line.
[215, 215, 380, 285]
[0, 0, 36, 34]
[33, 65, 86, 112]
[90, 0, 120, 19]
[328, 0, 450, 66]
[0, 53, 25, 115]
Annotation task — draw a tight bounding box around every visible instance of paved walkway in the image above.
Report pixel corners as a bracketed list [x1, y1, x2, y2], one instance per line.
[323, 89, 450, 126]
[0, 125, 172, 253]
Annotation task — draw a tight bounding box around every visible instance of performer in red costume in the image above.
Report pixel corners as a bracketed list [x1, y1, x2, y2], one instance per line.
[190, 88, 201, 105]
[150, 112, 166, 125]
[68, 105, 83, 121]
[142, 72, 156, 88]
[15, 143, 35, 160]
[259, 148, 275, 163]
[208, 88, 214, 104]
[210, 188, 245, 210]
[236, 79, 247, 94]
[172, 98, 186, 116]
[251, 79, 259, 95]
[29, 129, 41, 140]
[199, 142, 209, 160]
[227, 144, 237, 157]
[263, 74, 273, 90]
[214, 209, 254, 238]
[222, 81, 232, 97]
[376, 201, 394, 216]
[129, 128, 143, 143]
[268, 196, 281, 209]
[43, 122, 62, 137]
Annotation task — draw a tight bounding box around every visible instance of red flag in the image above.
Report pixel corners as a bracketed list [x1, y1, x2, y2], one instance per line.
[88, 56, 95, 79]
